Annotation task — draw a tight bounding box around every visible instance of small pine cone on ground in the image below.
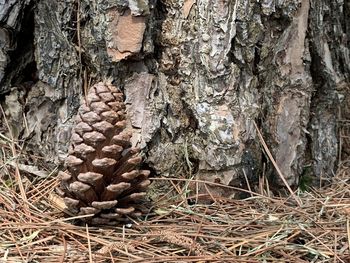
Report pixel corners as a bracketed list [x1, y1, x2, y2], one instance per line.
[58, 82, 150, 225]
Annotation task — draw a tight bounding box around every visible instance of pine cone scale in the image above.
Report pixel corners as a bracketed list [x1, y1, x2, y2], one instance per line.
[59, 82, 150, 225]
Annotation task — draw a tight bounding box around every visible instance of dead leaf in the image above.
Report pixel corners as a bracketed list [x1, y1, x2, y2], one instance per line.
[8, 162, 50, 178]
[154, 208, 169, 215]
[183, 0, 195, 18]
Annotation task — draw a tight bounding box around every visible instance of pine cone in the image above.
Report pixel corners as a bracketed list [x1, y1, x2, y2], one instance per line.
[58, 82, 150, 225]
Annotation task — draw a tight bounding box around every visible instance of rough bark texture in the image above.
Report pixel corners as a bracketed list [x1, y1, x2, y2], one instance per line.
[0, 0, 349, 195]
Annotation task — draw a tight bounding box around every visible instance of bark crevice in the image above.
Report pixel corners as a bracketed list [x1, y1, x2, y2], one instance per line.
[1, 0, 349, 197]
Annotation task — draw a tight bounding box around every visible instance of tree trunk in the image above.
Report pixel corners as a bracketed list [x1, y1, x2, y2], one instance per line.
[1, 0, 349, 194]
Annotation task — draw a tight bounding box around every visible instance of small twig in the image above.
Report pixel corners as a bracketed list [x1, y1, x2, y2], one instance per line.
[347, 218, 350, 254]
[204, 184, 229, 218]
[8, 230, 25, 261]
[191, 206, 208, 256]
[334, 232, 337, 263]
[301, 226, 344, 262]
[59, 235, 67, 263]
[242, 168, 253, 197]
[86, 224, 93, 263]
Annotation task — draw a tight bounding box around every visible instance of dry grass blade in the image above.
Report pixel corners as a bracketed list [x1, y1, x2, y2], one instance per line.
[347, 219, 350, 254]
[0, 166, 349, 261]
[1, 119, 350, 261]
[253, 120, 302, 206]
[0, 105, 29, 212]
[86, 224, 93, 263]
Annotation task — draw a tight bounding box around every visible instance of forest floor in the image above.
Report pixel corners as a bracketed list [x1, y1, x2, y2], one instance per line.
[0, 140, 350, 263]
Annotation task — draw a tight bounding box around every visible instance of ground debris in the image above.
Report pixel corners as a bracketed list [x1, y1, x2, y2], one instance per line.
[0, 141, 350, 262]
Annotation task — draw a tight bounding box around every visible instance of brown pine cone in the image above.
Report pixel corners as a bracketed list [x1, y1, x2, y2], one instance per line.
[58, 82, 150, 225]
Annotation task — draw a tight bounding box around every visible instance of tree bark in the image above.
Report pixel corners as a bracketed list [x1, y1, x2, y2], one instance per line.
[0, 0, 349, 193]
